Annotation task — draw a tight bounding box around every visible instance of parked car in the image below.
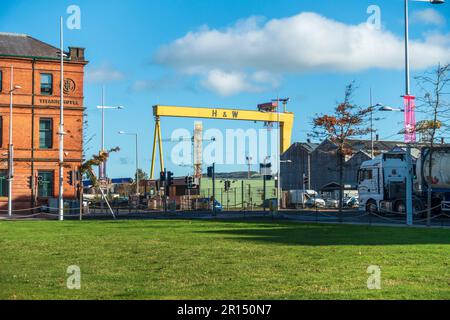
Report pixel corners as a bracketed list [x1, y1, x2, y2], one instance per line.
[111, 197, 130, 207]
[198, 198, 223, 212]
[305, 197, 326, 208]
[325, 199, 339, 208]
[344, 196, 359, 208]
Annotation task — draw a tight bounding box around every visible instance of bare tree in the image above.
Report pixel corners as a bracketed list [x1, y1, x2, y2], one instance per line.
[77, 147, 120, 219]
[415, 63, 450, 225]
[311, 82, 372, 217]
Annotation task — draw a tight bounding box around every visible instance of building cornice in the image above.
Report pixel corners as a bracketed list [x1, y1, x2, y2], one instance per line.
[0, 54, 89, 65]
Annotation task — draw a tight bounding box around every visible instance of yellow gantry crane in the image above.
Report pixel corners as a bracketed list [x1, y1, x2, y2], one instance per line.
[150, 105, 295, 179]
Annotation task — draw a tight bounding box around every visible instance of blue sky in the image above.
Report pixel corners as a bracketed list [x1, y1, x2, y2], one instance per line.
[1, 0, 449, 178]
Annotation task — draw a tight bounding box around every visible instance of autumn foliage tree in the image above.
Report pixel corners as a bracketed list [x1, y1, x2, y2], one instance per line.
[311, 83, 372, 215]
[415, 63, 450, 225]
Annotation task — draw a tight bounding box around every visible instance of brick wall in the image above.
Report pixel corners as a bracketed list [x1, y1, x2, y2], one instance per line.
[0, 56, 86, 210]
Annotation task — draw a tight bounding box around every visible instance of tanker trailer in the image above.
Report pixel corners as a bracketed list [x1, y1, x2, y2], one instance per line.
[416, 147, 450, 212]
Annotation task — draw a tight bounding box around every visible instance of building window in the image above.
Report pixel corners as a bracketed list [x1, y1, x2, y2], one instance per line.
[39, 118, 53, 149]
[40, 73, 53, 95]
[38, 171, 54, 198]
[0, 70, 2, 92]
[0, 170, 8, 197]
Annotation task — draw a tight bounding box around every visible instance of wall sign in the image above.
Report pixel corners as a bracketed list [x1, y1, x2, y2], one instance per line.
[63, 78, 76, 95]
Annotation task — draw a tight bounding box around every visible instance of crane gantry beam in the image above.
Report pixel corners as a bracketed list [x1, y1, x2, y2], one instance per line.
[150, 105, 295, 179]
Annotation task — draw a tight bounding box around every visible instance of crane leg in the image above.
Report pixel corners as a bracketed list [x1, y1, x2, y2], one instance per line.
[150, 118, 159, 179]
[157, 119, 164, 172]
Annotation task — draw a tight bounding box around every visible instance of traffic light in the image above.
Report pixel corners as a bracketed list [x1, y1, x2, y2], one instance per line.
[185, 176, 194, 189]
[224, 180, 231, 191]
[167, 171, 174, 186]
[207, 166, 214, 178]
[67, 171, 74, 186]
[160, 171, 166, 182]
[303, 173, 309, 186]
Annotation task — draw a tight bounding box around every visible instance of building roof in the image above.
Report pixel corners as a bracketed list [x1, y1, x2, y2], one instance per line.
[283, 142, 319, 156]
[286, 138, 427, 160]
[0, 32, 65, 59]
[345, 139, 406, 152]
[316, 138, 415, 153]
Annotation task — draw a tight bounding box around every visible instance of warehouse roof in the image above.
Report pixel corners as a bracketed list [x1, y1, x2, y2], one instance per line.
[285, 138, 425, 159]
[345, 139, 406, 152]
[283, 142, 319, 155]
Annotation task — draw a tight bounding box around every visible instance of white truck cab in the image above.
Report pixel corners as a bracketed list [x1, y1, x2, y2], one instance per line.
[358, 152, 408, 213]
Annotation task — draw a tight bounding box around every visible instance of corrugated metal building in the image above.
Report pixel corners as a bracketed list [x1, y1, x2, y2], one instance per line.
[281, 139, 416, 193]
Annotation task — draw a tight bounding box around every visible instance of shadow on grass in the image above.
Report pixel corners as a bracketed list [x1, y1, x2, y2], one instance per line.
[193, 220, 450, 246]
[47, 218, 450, 246]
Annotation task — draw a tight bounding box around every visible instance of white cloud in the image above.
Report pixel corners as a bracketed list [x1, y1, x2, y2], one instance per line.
[85, 65, 125, 83]
[412, 8, 446, 26]
[155, 12, 450, 95]
[201, 69, 266, 96]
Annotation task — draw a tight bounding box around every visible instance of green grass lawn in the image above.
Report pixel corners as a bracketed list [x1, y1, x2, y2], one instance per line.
[1, 219, 450, 300]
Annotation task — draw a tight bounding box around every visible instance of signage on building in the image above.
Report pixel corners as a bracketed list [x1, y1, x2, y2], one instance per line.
[39, 98, 80, 106]
[63, 78, 76, 95]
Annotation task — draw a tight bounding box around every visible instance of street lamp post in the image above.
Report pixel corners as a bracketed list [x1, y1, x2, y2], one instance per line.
[403, 0, 444, 226]
[118, 131, 139, 195]
[58, 16, 66, 221]
[97, 98, 124, 180]
[7, 66, 21, 217]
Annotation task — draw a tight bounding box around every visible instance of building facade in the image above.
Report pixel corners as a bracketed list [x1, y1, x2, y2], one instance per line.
[279, 141, 318, 191]
[0, 33, 87, 210]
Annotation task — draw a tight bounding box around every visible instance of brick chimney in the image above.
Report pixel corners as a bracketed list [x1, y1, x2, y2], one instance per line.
[68, 47, 85, 61]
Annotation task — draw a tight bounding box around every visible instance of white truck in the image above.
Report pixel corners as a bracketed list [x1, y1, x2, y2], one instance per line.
[358, 148, 450, 215]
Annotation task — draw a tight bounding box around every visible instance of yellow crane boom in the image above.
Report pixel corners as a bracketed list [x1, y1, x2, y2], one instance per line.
[150, 105, 294, 179]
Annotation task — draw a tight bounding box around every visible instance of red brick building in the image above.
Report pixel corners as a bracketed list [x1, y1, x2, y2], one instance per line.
[0, 32, 87, 211]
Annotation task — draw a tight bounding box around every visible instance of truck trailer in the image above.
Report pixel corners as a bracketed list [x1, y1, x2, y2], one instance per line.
[358, 147, 450, 215]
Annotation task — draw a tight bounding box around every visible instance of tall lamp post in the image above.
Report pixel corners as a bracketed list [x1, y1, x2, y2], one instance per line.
[118, 131, 139, 195]
[7, 66, 21, 217]
[97, 99, 124, 180]
[57, 16, 67, 221]
[403, 0, 444, 225]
